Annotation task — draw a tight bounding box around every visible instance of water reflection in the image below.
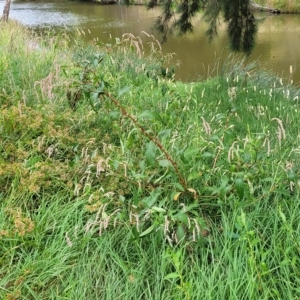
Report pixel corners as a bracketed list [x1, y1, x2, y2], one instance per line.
[1, 0, 300, 84]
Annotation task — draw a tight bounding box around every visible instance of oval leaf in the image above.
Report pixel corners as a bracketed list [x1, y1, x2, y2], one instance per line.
[118, 85, 133, 97]
[138, 110, 154, 119]
[235, 177, 244, 199]
[151, 206, 166, 213]
[187, 172, 202, 182]
[139, 223, 157, 237]
[158, 159, 173, 168]
[145, 141, 156, 165]
[176, 224, 185, 242]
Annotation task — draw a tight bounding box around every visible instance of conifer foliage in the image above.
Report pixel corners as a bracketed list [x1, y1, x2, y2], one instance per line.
[148, 0, 258, 54]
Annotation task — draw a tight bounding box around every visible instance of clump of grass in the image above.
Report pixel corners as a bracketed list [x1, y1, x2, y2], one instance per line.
[1, 21, 300, 299]
[257, 0, 300, 12]
[0, 21, 72, 107]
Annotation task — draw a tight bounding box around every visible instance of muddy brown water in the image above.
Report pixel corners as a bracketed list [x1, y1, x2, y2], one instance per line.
[2, 0, 300, 84]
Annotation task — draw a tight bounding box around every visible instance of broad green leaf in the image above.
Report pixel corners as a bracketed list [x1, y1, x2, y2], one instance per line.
[151, 206, 166, 213]
[158, 159, 173, 168]
[130, 226, 140, 241]
[221, 176, 229, 187]
[118, 85, 133, 97]
[242, 152, 251, 163]
[226, 232, 240, 239]
[151, 111, 163, 123]
[145, 141, 156, 165]
[173, 182, 185, 192]
[155, 226, 164, 243]
[184, 148, 199, 159]
[158, 129, 172, 140]
[125, 133, 134, 148]
[210, 134, 220, 141]
[176, 224, 185, 242]
[108, 110, 120, 119]
[187, 172, 201, 182]
[139, 223, 157, 237]
[93, 58, 100, 67]
[202, 152, 213, 157]
[90, 92, 100, 102]
[95, 83, 105, 94]
[189, 210, 199, 216]
[184, 203, 199, 212]
[138, 110, 154, 119]
[287, 170, 296, 180]
[280, 259, 290, 266]
[235, 177, 244, 199]
[249, 238, 260, 246]
[139, 160, 146, 171]
[173, 213, 188, 225]
[142, 189, 161, 208]
[274, 189, 290, 197]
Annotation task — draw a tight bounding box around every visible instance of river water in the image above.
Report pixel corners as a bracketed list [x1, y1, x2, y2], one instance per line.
[1, 0, 300, 84]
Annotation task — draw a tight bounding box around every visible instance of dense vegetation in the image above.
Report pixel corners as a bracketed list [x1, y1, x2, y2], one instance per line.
[147, 0, 300, 55]
[256, 0, 300, 12]
[1, 21, 300, 299]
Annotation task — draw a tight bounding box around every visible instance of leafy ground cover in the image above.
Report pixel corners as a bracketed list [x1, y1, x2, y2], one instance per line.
[1, 21, 300, 299]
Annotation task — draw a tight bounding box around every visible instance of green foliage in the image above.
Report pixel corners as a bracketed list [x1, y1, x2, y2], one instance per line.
[1, 22, 300, 299]
[149, 0, 257, 54]
[223, 0, 257, 54]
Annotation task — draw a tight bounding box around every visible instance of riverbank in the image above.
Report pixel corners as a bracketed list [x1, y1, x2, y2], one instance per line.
[2, 1, 300, 83]
[257, 0, 300, 13]
[1, 21, 300, 299]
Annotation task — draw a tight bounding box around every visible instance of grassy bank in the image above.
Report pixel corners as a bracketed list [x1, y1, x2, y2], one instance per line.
[1, 21, 300, 299]
[257, 0, 300, 12]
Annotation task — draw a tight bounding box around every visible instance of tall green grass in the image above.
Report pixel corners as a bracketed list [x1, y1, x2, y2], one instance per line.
[1, 21, 300, 299]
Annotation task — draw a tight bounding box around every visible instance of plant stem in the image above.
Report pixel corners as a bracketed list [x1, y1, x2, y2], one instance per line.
[105, 92, 188, 191]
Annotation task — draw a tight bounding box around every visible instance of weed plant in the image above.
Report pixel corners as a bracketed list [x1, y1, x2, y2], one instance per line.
[1, 21, 300, 299]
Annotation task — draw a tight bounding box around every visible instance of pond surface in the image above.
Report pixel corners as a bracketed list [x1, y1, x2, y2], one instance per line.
[1, 0, 300, 84]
